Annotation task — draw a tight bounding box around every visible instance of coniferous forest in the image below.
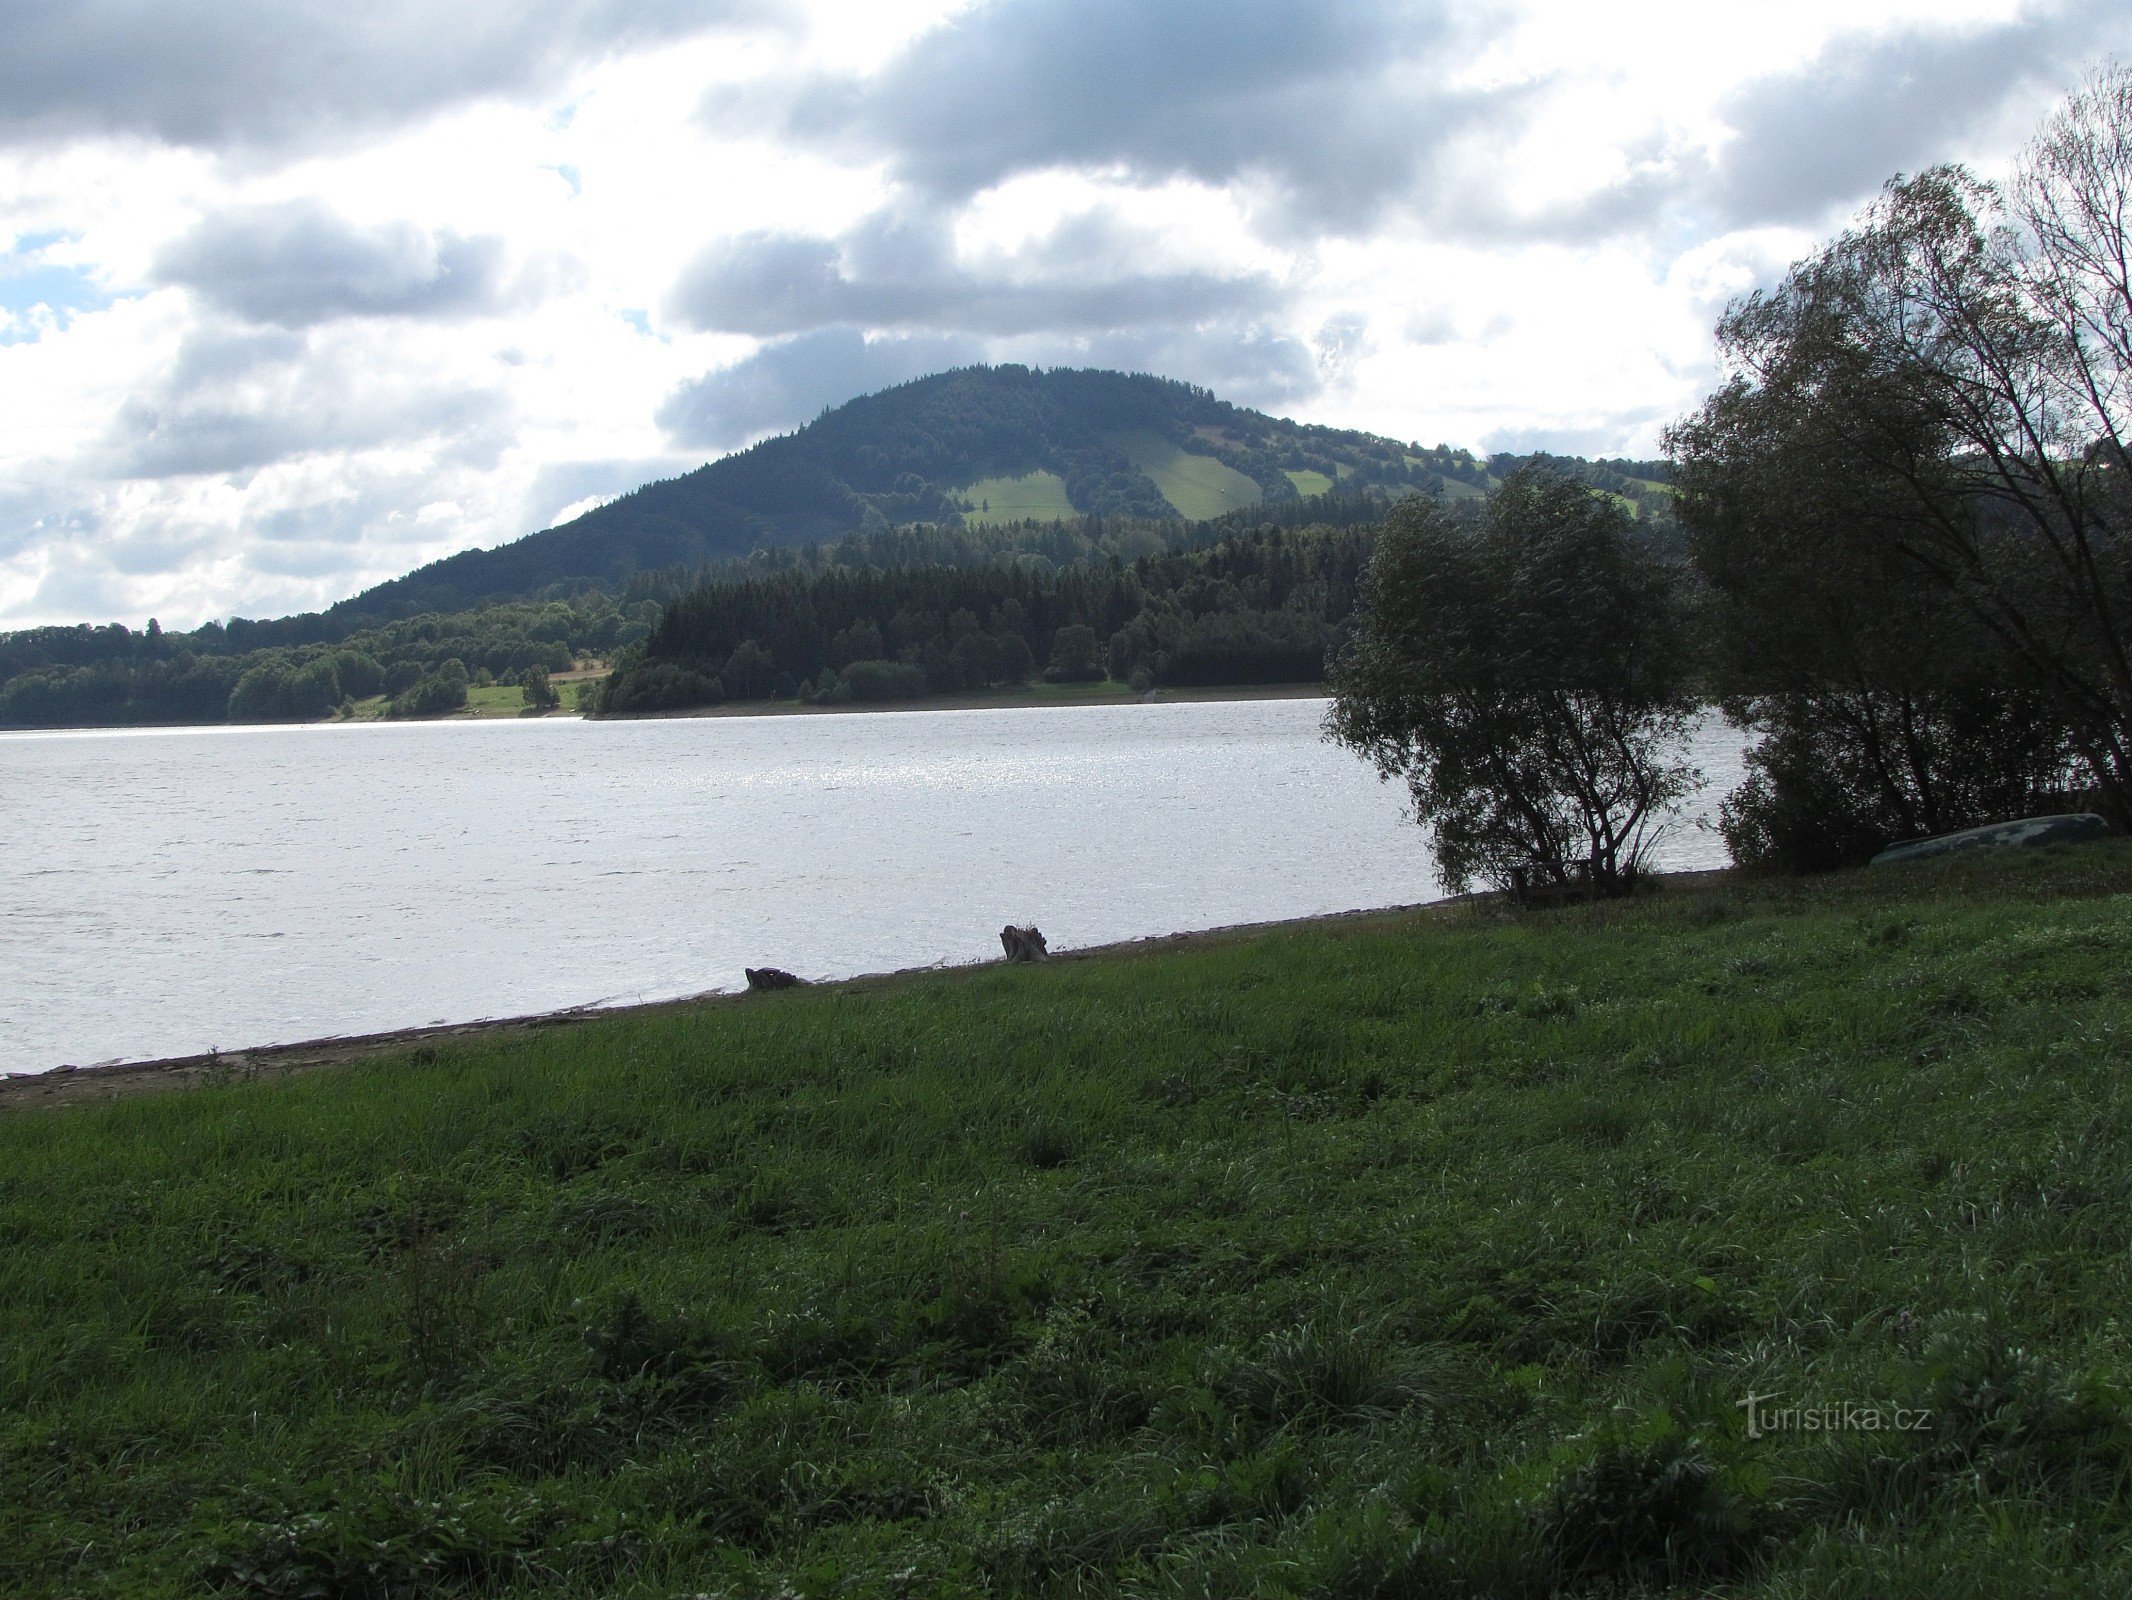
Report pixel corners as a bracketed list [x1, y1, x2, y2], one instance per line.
[600, 522, 1373, 713]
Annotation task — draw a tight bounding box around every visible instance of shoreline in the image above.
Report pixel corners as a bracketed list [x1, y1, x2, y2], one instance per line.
[592, 681, 1328, 720]
[0, 683, 1329, 738]
[0, 900, 1458, 1110]
[0, 872, 1734, 1113]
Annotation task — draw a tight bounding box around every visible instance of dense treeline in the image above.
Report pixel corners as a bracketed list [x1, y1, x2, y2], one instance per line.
[601, 522, 1376, 713]
[0, 594, 656, 728]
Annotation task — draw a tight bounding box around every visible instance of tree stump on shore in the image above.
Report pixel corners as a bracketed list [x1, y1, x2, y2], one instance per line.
[1000, 925, 1049, 963]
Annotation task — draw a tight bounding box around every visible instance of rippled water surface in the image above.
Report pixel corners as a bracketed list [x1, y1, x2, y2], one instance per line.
[1, 699, 1743, 1073]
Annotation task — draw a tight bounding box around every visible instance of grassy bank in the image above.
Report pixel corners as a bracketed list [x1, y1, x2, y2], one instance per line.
[6, 847, 2132, 1596]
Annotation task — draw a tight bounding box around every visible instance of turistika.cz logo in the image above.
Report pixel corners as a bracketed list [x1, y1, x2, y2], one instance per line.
[1737, 1393, 1933, 1441]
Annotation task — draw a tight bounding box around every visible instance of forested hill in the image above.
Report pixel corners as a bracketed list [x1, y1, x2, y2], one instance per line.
[336, 365, 1570, 620]
[0, 364, 1673, 728]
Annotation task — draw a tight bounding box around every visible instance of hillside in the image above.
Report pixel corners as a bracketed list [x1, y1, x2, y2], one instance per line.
[0, 366, 1673, 729]
[4, 844, 2129, 1595]
[336, 366, 1500, 619]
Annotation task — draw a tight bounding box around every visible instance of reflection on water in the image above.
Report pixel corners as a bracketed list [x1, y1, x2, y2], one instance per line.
[0, 699, 1744, 1073]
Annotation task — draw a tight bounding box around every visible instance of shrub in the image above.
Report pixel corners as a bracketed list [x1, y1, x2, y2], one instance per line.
[1720, 690, 2081, 873]
[387, 670, 469, 719]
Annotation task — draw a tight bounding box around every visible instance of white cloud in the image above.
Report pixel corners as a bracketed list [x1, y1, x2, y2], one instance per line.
[0, 0, 2127, 628]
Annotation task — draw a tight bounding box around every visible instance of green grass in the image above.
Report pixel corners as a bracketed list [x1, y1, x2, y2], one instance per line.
[1284, 469, 1334, 498]
[340, 686, 569, 723]
[956, 472, 1078, 527]
[1111, 431, 1264, 519]
[466, 684, 555, 718]
[7, 845, 2132, 1596]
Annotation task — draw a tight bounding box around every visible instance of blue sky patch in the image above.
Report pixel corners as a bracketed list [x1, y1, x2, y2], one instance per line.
[1, 236, 114, 341]
[0, 263, 112, 316]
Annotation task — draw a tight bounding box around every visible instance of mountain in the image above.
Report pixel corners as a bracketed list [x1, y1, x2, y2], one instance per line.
[334, 365, 1488, 620]
[0, 365, 1675, 728]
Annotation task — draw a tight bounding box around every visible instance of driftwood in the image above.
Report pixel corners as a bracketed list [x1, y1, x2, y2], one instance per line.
[744, 967, 807, 992]
[1000, 925, 1049, 963]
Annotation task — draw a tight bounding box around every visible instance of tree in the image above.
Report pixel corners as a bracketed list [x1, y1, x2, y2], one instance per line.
[522, 667, 561, 711]
[1669, 349, 2078, 870]
[388, 658, 469, 719]
[1326, 468, 1702, 896]
[720, 639, 777, 700]
[1673, 67, 2132, 828]
[1044, 623, 1104, 682]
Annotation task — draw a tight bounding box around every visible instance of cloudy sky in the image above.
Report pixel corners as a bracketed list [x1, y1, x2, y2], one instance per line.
[1, 0, 2125, 630]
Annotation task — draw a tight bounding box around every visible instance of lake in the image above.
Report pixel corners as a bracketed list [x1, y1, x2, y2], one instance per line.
[0, 698, 1745, 1075]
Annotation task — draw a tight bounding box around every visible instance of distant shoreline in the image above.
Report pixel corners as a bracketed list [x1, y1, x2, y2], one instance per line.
[0, 682, 1330, 737]
[593, 681, 1329, 721]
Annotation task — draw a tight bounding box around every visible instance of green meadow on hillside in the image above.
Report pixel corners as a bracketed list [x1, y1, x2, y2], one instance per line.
[1112, 431, 1267, 520]
[6, 846, 2132, 1597]
[956, 472, 1080, 528]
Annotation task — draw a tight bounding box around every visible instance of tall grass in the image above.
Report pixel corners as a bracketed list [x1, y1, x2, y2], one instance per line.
[5, 843, 2132, 1596]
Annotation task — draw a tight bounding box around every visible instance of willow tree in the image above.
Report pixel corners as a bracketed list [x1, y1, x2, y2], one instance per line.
[1671, 66, 2132, 834]
[1327, 468, 1701, 896]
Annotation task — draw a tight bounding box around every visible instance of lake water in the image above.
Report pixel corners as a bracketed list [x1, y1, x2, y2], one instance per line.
[0, 698, 1744, 1075]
